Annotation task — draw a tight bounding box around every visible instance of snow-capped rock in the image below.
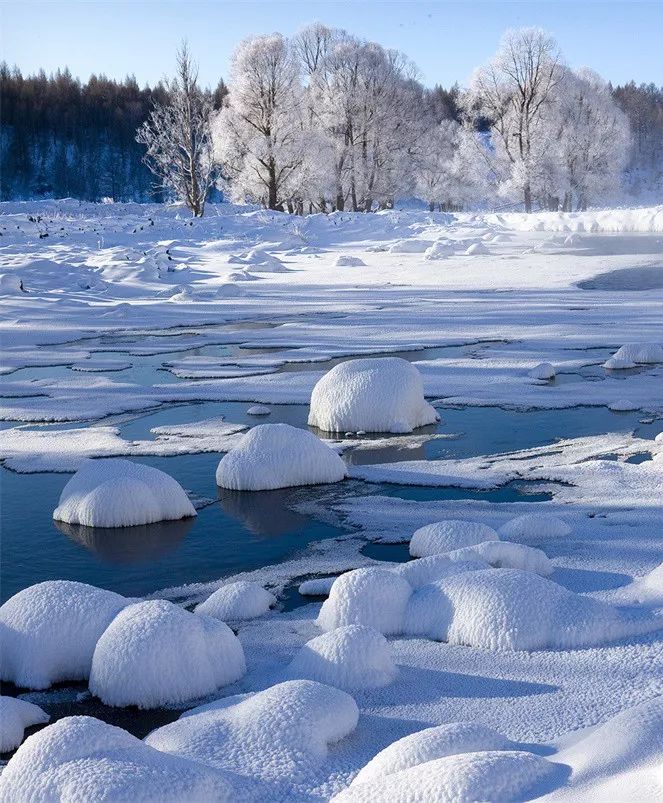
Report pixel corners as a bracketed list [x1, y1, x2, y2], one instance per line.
[0, 696, 49, 752]
[603, 356, 636, 370]
[195, 581, 276, 620]
[215, 423, 347, 491]
[610, 343, 663, 364]
[0, 580, 128, 689]
[498, 513, 571, 542]
[288, 625, 397, 690]
[409, 520, 500, 557]
[528, 362, 556, 380]
[246, 404, 271, 416]
[308, 357, 439, 434]
[89, 599, 246, 708]
[53, 458, 196, 528]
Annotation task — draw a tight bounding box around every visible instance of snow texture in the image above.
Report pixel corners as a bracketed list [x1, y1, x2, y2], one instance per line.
[89, 599, 246, 708]
[409, 519, 500, 557]
[0, 696, 49, 753]
[195, 581, 276, 620]
[308, 357, 439, 434]
[215, 423, 347, 490]
[53, 458, 196, 528]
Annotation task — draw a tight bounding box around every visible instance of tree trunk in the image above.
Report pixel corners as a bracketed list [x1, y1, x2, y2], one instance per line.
[524, 182, 532, 213]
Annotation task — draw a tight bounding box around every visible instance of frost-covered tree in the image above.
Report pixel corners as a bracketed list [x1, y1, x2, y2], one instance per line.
[214, 34, 304, 210]
[136, 43, 215, 216]
[415, 119, 462, 211]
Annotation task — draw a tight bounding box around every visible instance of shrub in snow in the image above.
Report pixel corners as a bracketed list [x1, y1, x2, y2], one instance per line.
[610, 343, 663, 364]
[308, 358, 439, 434]
[0, 716, 229, 801]
[389, 239, 434, 254]
[350, 722, 516, 786]
[0, 580, 128, 689]
[145, 680, 359, 794]
[298, 576, 337, 596]
[409, 520, 499, 557]
[333, 750, 559, 802]
[53, 458, 196, 528]
[444, 541, 553, 576]
[334, 255, 366, 267]
[195, 581, 276, 620]
[498, 513, 571, 542]
[89, 599, 245, 708]
[528, 362, 555, 380]
[608, 399, 639, 411]
[288, 625, 397, 690]
[317, 568, 412, 634]
[464, 242, 488, 255]
[246, 404, 271, 415]
[215, 423, 347, 490]
[0, 696, 49, 752]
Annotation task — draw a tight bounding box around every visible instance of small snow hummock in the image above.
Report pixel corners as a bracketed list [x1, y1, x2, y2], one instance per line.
[424, 242, 454, 260]
[308, 358, 439, 434]
[603, 356, 636, 370]
[464, 241, 489, 255]
[528, 362, 556, 380]
[298, 576, 337, 596]
[195, 581, 276, 620]
[0, 716, 229, 801]
[444, 541, 553, 576]
[498, 513, 571, 542]
[53, 458, 196, 528]
[246, 404, 271, 416]
[215, 423, 347, 491]
[0, 273, 26, 293]
[608, 399, 640, 411]
[288, 625, 397, 691]
[409, 520, 499, 557]
[334, 255, 366, 267]
[0, 580, 128, 689]
[0, 696, 49, 752]
[609, 342, 663, 364]
[389, 239, 434, 254]
[89, 600, 246, 708]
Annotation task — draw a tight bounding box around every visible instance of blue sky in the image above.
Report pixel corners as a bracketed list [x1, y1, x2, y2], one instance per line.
[2, 1, 661, 89]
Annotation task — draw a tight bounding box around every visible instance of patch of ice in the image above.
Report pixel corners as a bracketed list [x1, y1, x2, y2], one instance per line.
[409, 520, 500, 557]
[194, 581, 276, 620]
[71, 359, 132, 372]
[0, 696, 49, 752]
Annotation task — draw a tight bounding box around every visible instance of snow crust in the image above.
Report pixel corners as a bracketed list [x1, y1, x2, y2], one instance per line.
[409, 519, 499, 557]
[308, 357, 439, 434]
[195, 581, 276, 620]
[0, 696, 49, 752]
[0, 580, 128, 689]
[215, 423, 347, 490]
[53, 458, 196, 527]
[89, 599, 246, 708]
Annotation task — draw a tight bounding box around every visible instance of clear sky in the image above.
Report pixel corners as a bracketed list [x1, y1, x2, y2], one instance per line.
[2, 0, 661, 89]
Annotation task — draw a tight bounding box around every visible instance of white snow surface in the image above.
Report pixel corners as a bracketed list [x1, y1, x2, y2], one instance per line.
[215, 423, 347, 490]
[409, 519, 500, 557]
[195, 581, 276, 620]
[0, 696, 49, 752]
[53, 458, 197, 527]
[89, 599, 246, 708]
[308, 358, 439, 434]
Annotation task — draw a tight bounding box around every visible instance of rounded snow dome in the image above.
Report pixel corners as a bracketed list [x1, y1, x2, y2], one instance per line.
[89, 600, 246, 708]
[195, 581, 276, 620]
[53, 458, 196, 528]
[215, 423, 347, 491]
[289, 625, 397, 690]
[308, 358, 439, 434]
[410, 520, 499, 557]
[498, 513, 571, 542]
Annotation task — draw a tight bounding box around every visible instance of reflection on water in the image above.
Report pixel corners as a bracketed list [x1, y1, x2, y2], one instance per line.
[55, 517, 194, 564]
[216, 486, 311, 536]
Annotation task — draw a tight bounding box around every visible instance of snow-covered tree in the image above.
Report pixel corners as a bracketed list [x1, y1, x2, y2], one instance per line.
[416, 119, 462, 211]
[136, 43, 215, 216]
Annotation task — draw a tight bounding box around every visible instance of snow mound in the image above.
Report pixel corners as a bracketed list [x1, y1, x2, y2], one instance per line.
[351, 722, 516, 786]
[0, 580, 128, 689]
[195, 581, 276, 620]
[288, 625, 397, 690]
[334, 255, 366, 267]
[464, 242, 488, 255]
[89, 599, 246, 708]
[299, 576, 336, 596]
[334, 750, 559, 802]
[246, 404, 271, 415]
[215, 423, 347, 490]
[394, 555, 488, 590]
[318, 568, 412, 634]
[424, 242, 454, 260]
[53, 458, 196, 528]
[608, 399, 639, 411]
[0, 273, 25, 293]
[0, 696, 49, 752]
[389, 239, 434, 254]
[216, 282, 245, 298]
[529, 362, 556, 380]
[0, 716, 229, 801]
[228, 247, 287, 272]
[611, 342, 663, 364]
[603, 356, 636, 370]
[410, 520, 499, 557]
[308, 358, 439, 434]
[145, 680, 359, 796]
[444, 541, 553, 576]
[499, 513, 571, 542]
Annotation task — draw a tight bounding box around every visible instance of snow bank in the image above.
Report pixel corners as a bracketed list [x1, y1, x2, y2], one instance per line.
[498, 513, 571, 542]
[194, 581, 275, 620]
[610, 343, 663, 364]
[308, 358, 439, 434]
[289, 625, 397, 690]
[146, 680, 359, 795]
[334, 750, 559, 802]
[318, 568, 412, 634]
[409, 520, 499, 557]
[0, 580, 128, 689]
[0, 696, 49, 752]
[444, 541, 553, 576]
[215, 423, 347, 490]
[246, 404, 271, 415]
[529, 362, 556, 380]
[351, 722, 516, 786]
[53, 458, 196, 528]
[0, 716, 229, 801]
[334, 255, 366, 267]
[89, 600, 246, 708]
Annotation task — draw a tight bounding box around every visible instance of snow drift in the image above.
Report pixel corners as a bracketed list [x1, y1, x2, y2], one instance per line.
[409, 519, 499, 557]
[195, 581, 276, 620]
